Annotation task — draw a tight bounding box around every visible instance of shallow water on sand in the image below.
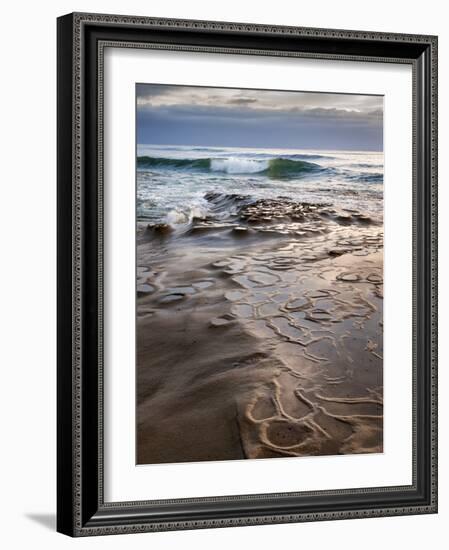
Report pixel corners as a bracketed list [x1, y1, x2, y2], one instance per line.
[136, 191, 383, 464]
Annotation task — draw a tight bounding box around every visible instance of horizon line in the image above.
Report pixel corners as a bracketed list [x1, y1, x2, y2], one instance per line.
[136, 143, 384, 154]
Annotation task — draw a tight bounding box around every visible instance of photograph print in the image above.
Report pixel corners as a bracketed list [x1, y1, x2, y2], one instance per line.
[135, 83, 384, 465]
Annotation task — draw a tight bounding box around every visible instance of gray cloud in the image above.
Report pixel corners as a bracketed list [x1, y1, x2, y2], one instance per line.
[136, 83, 383, 121]
[140, 103, 382, 127]
[136, 83, 169, 98]
[227, 97, 259, 105]
[136, 83, 383, 151]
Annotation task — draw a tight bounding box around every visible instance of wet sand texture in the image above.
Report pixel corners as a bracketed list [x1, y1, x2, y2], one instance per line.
[136, 196, 383, 464]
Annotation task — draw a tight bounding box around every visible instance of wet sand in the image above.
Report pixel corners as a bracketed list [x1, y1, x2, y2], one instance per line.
[136, 196, 383, 464]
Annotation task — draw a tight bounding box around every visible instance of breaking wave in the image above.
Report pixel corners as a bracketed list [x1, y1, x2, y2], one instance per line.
[137, 155, 320, 177]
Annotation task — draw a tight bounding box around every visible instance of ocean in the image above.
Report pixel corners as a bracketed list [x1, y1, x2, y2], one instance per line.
[136, 144, 384, 463]
[136, 144, 383, 230]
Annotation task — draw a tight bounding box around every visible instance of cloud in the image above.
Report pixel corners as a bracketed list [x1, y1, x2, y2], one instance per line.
[137, 107, 383, 151]
[136, 84, 383, 151]
[136, 83, 383, 120]
[139, 103, 382, 127]
[136, 83, 170, 99]
[227, 97, 259, 105]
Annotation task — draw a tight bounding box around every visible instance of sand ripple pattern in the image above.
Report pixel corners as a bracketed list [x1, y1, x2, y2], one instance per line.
[136, 198, 383, 463]
[213, 230, 383, 458]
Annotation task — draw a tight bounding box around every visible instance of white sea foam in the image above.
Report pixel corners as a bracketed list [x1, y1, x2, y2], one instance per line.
[137, 146, 384, 222]
[210, 157, 269, 174]
[165, 201, 209, 227]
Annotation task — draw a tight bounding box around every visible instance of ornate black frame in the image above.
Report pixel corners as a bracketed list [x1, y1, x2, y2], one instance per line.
[57, 12, 438, 537]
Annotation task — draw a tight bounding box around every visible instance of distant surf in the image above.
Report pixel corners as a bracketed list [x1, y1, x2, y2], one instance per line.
[137, 155, 320, 177]
[136, 145, 383, 224]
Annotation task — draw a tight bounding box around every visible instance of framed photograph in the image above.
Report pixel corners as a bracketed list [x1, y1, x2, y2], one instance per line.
[57, 12, 438, 536]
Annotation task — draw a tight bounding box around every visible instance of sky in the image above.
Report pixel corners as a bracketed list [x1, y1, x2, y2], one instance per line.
[136, 84, 383, 151]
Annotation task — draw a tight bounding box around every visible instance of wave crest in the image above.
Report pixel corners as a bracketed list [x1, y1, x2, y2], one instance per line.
[137, 155, 320, 177]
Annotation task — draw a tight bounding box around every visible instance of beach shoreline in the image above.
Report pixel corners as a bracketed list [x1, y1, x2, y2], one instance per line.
[136, 196, 383, 464]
